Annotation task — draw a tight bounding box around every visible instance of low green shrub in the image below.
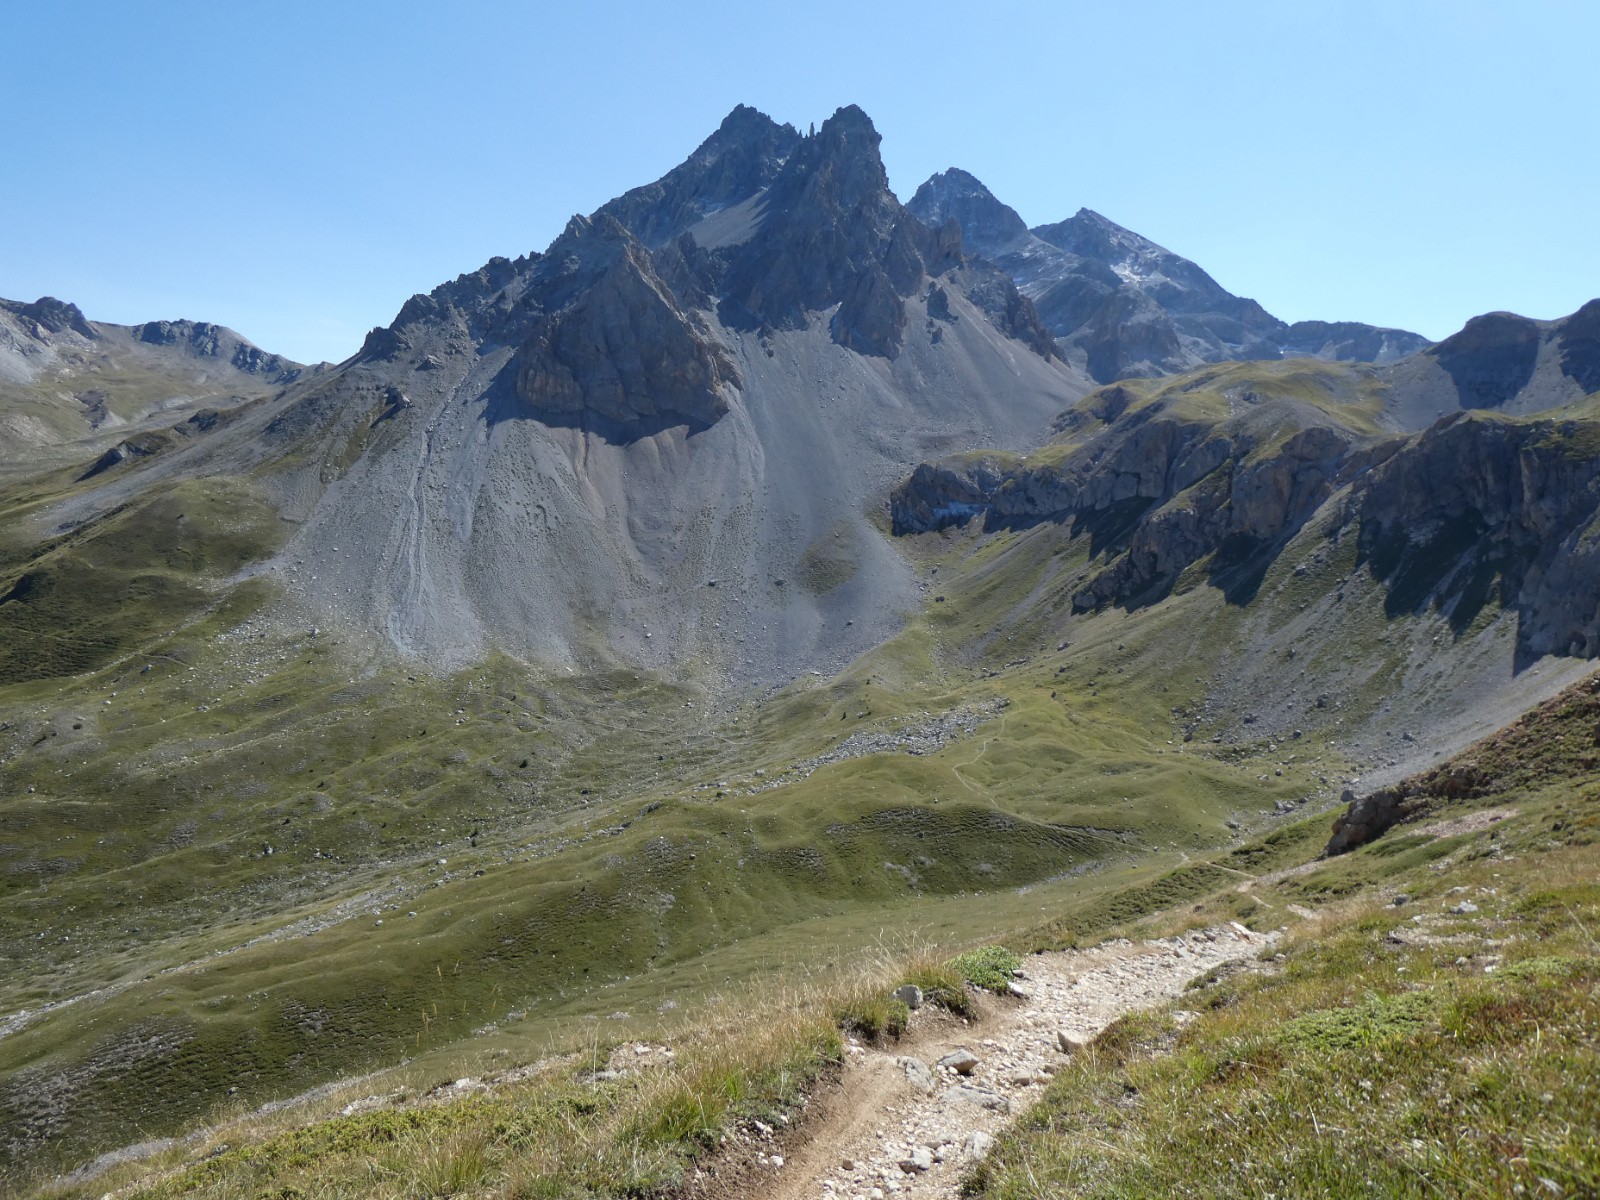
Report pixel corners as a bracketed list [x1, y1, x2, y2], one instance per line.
[947, 945, 1022, 992]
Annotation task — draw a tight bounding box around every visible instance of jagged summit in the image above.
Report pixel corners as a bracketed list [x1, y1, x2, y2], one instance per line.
[906, 168, 1030, 257]
[597, 105, 802, 250]
[360, 104, 1058, 431]
[907, 167, 1432, 382]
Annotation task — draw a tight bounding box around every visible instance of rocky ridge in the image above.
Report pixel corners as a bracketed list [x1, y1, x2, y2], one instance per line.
[893, 335, 1600, 664]
[0, 296, 308, 468]
[907, 168, 1430, 383]
[359, 106, 1058, 441]
[0, 296, 304, 388]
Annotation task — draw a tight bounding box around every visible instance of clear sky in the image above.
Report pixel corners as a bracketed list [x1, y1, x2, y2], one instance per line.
[4, 0, 1595, 365]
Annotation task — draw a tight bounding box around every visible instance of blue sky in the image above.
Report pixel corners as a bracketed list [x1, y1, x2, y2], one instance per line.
[4, 0, 1595, 364]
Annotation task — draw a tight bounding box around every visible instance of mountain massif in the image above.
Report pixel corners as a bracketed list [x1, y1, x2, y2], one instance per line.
[1, 103, 1597, 1191]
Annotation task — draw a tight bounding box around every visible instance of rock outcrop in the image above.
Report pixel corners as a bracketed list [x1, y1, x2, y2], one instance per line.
[514, 220, 740, 432]
[894, 331, 1600, 660]
[1355, 409, 1600, 661]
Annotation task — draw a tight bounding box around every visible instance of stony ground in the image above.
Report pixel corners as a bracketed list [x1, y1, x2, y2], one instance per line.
[756, 925, 1275, 1200]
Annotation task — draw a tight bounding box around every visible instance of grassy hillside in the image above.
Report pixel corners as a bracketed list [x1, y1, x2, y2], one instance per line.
[20, 664, 1597, 1200]
[971, 675, 1600, 1199]
[2, 355, 1594, 1186]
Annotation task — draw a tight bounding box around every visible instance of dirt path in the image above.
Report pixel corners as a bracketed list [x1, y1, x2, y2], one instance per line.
[766, 925, 1274, 1200]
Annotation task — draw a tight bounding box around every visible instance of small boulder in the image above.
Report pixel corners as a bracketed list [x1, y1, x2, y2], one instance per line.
[899, 1146, 934, 1173]
[937, 1047, 979, 1075]
[899, 1056, 936, 1095]
[894, 984, 924, 1010]
[1055, 1029, 1090, 1055]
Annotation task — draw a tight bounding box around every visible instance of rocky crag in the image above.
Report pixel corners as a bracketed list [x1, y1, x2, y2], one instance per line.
[894, 328, 1600, 665]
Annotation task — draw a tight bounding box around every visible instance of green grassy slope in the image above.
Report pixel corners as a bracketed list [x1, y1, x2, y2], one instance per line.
[22, 657, 1598, 1200]
[1, 359, 1591, 1183]
[971, 675, 1600, 1200]
[0, 507, 1342, 1179]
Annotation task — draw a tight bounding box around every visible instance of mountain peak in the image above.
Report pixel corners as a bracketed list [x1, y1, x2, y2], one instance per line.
[595, 106, 800, 250]
[4, 295, 94, 339]
[906, 168, 1029, 257]
[818, 103, 877, 137]
[714, 102, 782, 137]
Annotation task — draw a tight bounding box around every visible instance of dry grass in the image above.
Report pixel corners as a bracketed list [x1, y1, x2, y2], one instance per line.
[29, 943, 1020, 1200]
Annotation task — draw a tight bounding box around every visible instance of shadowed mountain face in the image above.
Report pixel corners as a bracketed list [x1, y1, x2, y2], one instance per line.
[907, 168, 1432, 383]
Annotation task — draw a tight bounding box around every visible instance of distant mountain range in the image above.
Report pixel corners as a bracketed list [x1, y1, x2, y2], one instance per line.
[907, 167, 1431, 383]
[0, 295, 310, 472]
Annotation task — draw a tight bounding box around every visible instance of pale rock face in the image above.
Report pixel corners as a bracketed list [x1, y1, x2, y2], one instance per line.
[515, 227, 740, 431]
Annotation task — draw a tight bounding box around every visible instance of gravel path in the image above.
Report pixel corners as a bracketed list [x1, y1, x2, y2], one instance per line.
[766, 925, 1276, 1200]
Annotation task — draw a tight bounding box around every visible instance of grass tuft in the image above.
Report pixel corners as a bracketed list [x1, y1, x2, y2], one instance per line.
[947, 945, 1023, 993]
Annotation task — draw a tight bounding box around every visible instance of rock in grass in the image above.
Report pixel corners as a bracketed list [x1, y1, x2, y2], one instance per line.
[1055, 1029, 1090, 1054]
[894, 983, 924, 1010]
[899, 1056, 936, 1094]
[937, 1047, 979, 1075]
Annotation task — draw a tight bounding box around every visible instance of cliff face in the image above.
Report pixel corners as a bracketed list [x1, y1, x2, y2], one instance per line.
[893, 346, 1600, 662]
[1356, 411, 1600, 661]
[513, 220, 741, 432]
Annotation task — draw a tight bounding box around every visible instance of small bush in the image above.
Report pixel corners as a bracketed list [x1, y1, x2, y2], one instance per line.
[833, 993, 910, 1042]
[947, 945, 1022, 992]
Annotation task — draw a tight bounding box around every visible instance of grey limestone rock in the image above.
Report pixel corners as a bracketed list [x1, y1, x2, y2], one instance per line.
[944, 1084, 1010, 1113]
[898, 1056, 935, 1095]
[936, 1047, 979, 1075]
